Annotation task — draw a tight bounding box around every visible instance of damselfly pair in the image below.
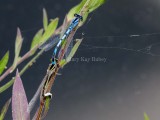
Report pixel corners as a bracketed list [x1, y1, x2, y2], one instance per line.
[40, 14, 83, 70]
[40, 13, 83, 98]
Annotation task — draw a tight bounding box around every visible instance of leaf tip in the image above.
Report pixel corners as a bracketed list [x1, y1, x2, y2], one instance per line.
[17, 27, 22, 37]
[16, 69, 20, 77]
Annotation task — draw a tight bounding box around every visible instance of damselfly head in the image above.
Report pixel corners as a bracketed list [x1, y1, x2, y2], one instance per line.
[74, 13, 83, 21]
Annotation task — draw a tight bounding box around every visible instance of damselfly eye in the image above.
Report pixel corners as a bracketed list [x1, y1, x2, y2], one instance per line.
[74, 13, 83, 21]
[74, 13, 78, 17]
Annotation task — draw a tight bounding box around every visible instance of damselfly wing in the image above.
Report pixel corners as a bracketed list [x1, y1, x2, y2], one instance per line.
[39, 34, 60, 51]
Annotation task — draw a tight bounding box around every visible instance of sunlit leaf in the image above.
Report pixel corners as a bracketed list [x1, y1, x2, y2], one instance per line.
[67, 0, 106, 26]
[12, 70, 30, 120]
[144, 113, 150, 120]
[80, 0, 106, 26]
[67, 0, 86, 21]
[61, 39, 82, 67]
[67, 39, 82, 62]
[39, 18, 59, 46]
[13, 28, 23, 70]
[88, 0, 106, 13]
[43, 8, 48, 31]
[30, 29, 44, 55]
[0, 98, 11, 120]
[0, 51, 9, 75]
[59, 59, 67, 67]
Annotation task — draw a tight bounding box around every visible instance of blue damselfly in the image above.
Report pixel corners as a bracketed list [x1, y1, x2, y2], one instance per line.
[40, 14, 83, 69]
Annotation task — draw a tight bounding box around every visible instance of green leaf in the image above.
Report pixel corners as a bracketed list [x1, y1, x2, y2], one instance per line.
[66, 39, 82, 62]
[67, 0, 86, 21]
[87, 0, 106, 13]
[13, 28, 23, 70]
[30, 29, 44, 49]
[30, 29, 44, 55]
[59, 59, 67, 67]
[67, 0, 106, 26]
[144, 112, 150, 120]
[62, 39, 82, 67]
[0, 51, 9, 75]
[0, 98, 11, 120]
[43, 8, 48, 31]
[39, 18, 59, 45]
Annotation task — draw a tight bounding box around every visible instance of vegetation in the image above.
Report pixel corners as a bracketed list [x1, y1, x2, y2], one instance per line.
[0, 0, 106, 119]
[0, 0, 152, 119]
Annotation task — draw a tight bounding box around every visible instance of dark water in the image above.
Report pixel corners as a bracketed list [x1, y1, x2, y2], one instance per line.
[1, 0, 160, 120]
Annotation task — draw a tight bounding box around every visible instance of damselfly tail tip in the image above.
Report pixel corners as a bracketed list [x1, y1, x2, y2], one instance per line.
[44, 93, 52, 99]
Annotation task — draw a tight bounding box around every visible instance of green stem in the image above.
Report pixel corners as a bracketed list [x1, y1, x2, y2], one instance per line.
[0, 49, 44, 93]
[0, 46, 38, 82]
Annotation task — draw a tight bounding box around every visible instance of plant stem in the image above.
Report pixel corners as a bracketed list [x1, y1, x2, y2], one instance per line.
[0, 46, 38, 82]
[0, 49, 44, 93]
[0, 25, 62, 83]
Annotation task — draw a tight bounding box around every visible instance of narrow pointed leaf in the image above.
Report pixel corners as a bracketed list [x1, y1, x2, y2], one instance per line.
[12, 70, 30, 120]
[0, 51, 9, 75]
[80, 0, 106, 26]
[13, 28, 23, 69]
[30, 29, 44, 55]
[0, 98, 11, 120]
[67, 39, 82, 62]
[30, 29, 43, 49]
[39, 18, 59, 45]
[59, 59, 67, 67]
[67, 0, 86, 21]
[88, 0, 106, 13]
[67, 0, 87, 21]
[144, 113, 150, 120]
[43, 8, 48, 31]
[67, 0, 106, 26]
[61, 39, 82, 67]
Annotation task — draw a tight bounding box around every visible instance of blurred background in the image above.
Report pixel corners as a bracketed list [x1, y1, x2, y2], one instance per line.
[1, 0, 160, 119]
